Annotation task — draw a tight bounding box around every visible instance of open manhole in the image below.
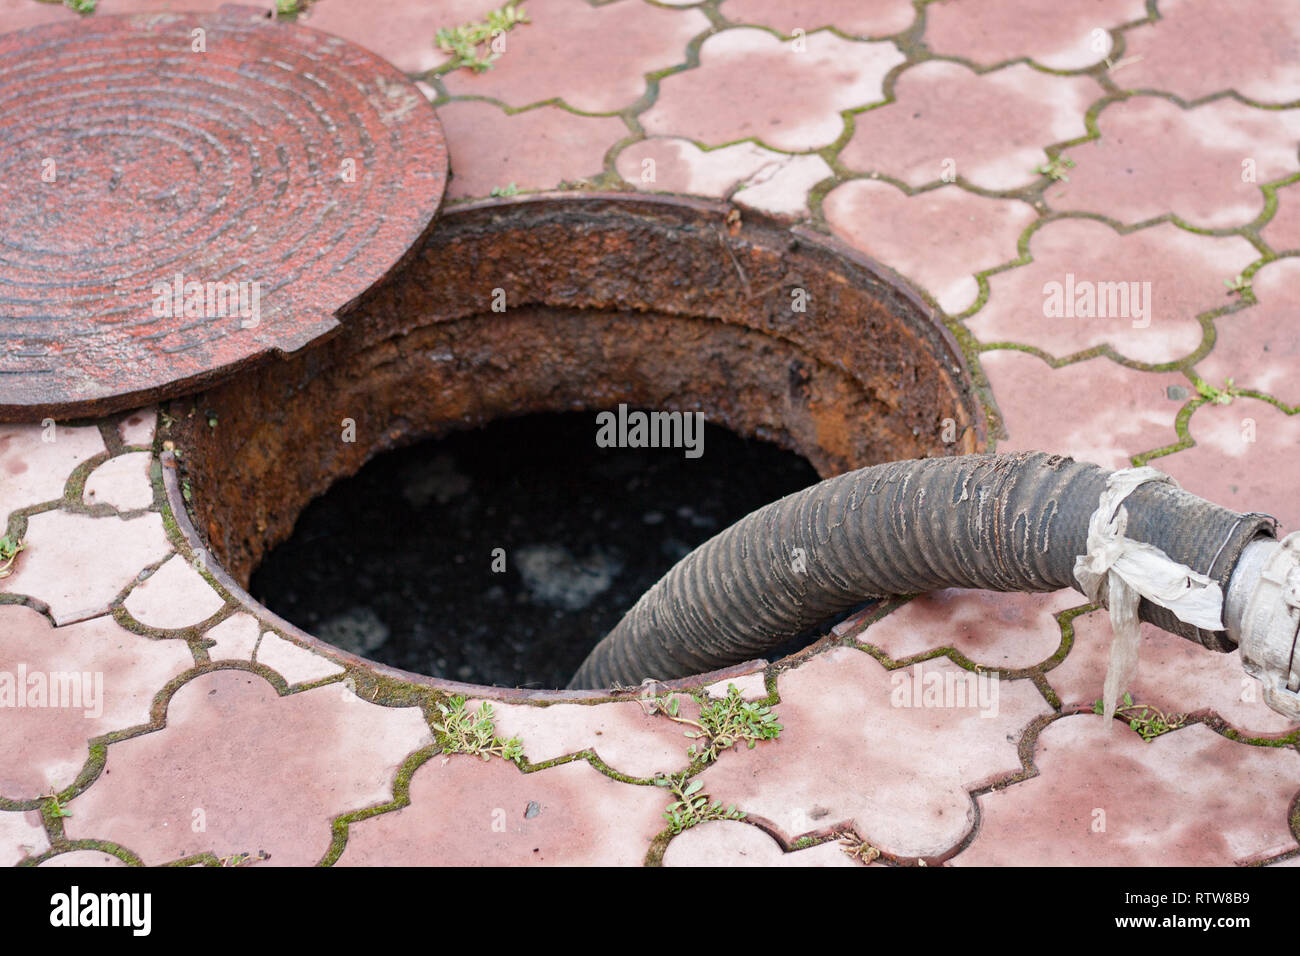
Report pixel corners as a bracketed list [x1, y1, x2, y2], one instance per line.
[164, 193, 987, 695]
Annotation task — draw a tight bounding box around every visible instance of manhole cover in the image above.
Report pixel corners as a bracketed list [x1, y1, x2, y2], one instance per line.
[0, 4, 447, 420]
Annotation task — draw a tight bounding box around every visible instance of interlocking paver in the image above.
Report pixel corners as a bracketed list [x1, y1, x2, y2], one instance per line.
[83, 452, 154, 512]
[721, 0, 915, 37]
[122, 555, 225, 631]
[0, 605, 193, 800]
[841, 62, 1096, 191]
[664, 820, 862, 867]
[642, 28, 904, 151]
[63, 670, 431, 866]
[970, 219, 1257, 364]
[0, 808, 47, 866]
[0, 423, 105, 522]
[953, 717, 1300, 865]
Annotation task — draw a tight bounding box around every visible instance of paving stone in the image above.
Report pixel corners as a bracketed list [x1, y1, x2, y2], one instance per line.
[83, 452, 154, 512]
[824, 181, 1037, 315]
[40, 850, 128, 867]
[0, 605, 193, 800]
[664, 820, 862, 867]
[982, 352, 1188, 470]
[1120, 0, 1300, 105]
[616, 138, 829, 217]
[697, 646, 1051, 858]
[642, 28, 904, 151]
[0, 423, 105, 522]
[0, 808, 48, 867]
[0, 0, 80, 32]
[703, 670, 768, 701]
[439, 0, 710, 113]
[254, 632, 346, 685]
[204, 613, 261, 663]
[122, 554, 225, 631]
[0, 511, 171, 626]
[1194, 257, 1300, 408]
[1047, 610, 1297, 739]
[924, 0, 1148, 70]
[1262, 184, 1300, 252]
[1046, 96, 1300, 229]
[953, 717, 1300, 865]
[857, 589, 1081, 670]
[841, 62, 1096, 191]
[337, 755, 665, 865]
[970, 219, 1257, 364]
[116, 408, 156, 448]
[721, 0, 915, 36]
[480, 698, 692, 779]
[437, 100, 625, 199]
[291, 0, 459, 73]
[63, 670, 431, 866]
[1153, 398, 1300, 534]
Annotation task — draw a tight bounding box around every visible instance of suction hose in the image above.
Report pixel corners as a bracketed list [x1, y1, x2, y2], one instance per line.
[570, 452, 1300, 720]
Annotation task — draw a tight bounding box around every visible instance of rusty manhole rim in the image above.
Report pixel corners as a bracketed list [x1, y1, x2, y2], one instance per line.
[160, 191, 990, 702]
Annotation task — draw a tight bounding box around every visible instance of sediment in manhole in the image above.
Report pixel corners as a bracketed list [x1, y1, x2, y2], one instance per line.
[165, 193, 986, 697]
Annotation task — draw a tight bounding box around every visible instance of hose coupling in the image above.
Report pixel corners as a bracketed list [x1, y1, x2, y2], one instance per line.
[1235, 532, 1300, 720]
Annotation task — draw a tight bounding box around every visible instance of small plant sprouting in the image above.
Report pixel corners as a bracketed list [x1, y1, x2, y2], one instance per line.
[1037, 156, 1076, 182]
[0, 534, 25, 579]
[490, 183, 520, 197]
[431, 695, 524, 762]
[1093, 692, 1186, 742]
[46, 793, 72, 819]
[840, 833, 881, 864]
[655, 774, 745, 834]
[219, 850, 269, 867]
[436, 2, 530, 73]
[1194, 377, 1238, 406]
[644, 684, 782, 764]
[1224, 273, 1251, 296]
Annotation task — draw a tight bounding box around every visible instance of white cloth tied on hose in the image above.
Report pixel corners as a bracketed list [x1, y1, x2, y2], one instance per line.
[1073, 467, 1225, 725]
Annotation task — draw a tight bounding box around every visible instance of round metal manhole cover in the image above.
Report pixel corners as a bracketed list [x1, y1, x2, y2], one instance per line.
[0, 4, 447, 420]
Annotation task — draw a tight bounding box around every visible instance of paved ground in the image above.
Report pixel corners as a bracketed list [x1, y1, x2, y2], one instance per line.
[2, 0, 1299, 867]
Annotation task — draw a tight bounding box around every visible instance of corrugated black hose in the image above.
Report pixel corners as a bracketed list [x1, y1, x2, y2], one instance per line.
[568, 451, 1275, 689]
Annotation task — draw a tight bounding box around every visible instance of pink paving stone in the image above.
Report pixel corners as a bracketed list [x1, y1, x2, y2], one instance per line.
[0, 809, 48, 866]
[696, 646, 1051, 858]
[0, 0, 80, 32]
[1263, 185, 1300, 252]
[982, 351, 1188, 470]
[823, 180, 1037, 315]
[1195, 258, 1300, 408]
[436, 100, 625, 199]
[253, 632, 346, 685]
[721, 0, 915, 36]
[116, 408, 156, 448]
[1045, 96, 1300, 230]
[337, 755, 666, 866]
[0, 511, 171, 626]
[642, 28, 905, 152]
[0, 605, 193, 800]
[970, 219, 1257, 364]
[285, 0, 451, 74]
[663, 820, 861, 867]
[63, 670, 431, 866]
[122, 554, 225, 631]
[856, 589, 1082, 670]
[841, 62, 1097, 192]
[477, 698, 693, 779]
[203, 612, 261, 663]
[703, 670, 768, 701]
[615, 138, 831, 217]
[40, 850, 128, 867]
[1120, 0, 1300, 105]
[1047, 611, 1298, 739]
[952, 717, 1300, 865]
[0, 424, 105, 521]
[439, 0, 710, 113]
[83, 452, 154, 513]
[924, 0, 1148, 70]
[1153, 398, 1300, 534]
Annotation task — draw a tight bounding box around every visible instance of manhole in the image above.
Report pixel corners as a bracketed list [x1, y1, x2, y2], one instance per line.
[165, 193, 987, 696]
[0, 5, 447, 420]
